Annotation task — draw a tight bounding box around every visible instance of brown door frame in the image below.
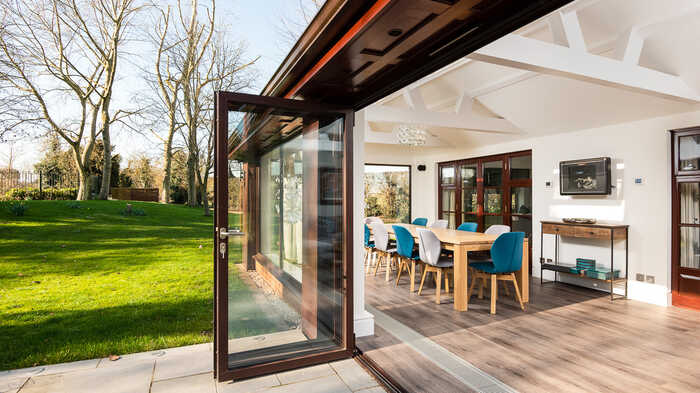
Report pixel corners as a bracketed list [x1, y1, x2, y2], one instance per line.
[438, 150, 533, 271]
[214, 91, 355, 382]
[670, 127, 700, 310]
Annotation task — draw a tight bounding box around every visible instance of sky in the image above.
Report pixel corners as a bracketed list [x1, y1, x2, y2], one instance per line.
[0, 0, 316, 171]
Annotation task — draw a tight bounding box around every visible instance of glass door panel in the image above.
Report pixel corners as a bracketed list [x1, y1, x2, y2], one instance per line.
[679, 182, 700, 269]
[678, 135, 700, 173]
[441, 188, 456, 229]
[680, 182, 700, 224]
[214, 92, 352, 381]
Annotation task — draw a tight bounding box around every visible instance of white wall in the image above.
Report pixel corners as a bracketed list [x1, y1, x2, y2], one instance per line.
[364, 110, 700, 306]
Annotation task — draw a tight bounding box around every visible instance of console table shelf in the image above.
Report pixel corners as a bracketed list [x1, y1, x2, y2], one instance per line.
[540, 221, 629, 300]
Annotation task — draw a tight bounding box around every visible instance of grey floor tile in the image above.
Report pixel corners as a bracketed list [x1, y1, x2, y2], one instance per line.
[329, 360, 378, 392]
[0, 376, 27, 393]
[2, 358, 99, 380]
[151, 372, 215, 393]
[217, 374, 280, 393]
[277, 364, 334, 385]
[153, 349, 211, 381]
[19, 361, 153, 393]
[270, 375, 351, 393]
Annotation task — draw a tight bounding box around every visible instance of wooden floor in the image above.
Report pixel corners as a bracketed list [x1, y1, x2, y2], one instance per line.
[358, 269, 700, 393]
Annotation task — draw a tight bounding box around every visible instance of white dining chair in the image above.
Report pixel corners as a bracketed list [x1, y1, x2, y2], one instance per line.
[371, 222, 397, 281]
[485, 225, 510, 235]
[430, 219, 448, 229]
[417, 228, 454, 304]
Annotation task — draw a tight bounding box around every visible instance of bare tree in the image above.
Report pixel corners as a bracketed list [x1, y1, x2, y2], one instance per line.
[0, 0, 141, 200]
[274, 0, 324, 56]
[149, 4, 185, 203]
[90, 0, 144, 200]
[194, 36, 257, 215]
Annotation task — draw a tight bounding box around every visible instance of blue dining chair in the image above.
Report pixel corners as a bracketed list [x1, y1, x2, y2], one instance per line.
[457, 222, 478, 232]
[393, 225, 421, 289]
[411, 217, 428, 226]
[364, 224, 376, 272]
[467, 232, 526, 314]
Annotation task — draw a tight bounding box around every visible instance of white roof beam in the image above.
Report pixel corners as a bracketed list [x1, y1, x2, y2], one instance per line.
[469, 34, 700, 103]
[614, 29, 644, 65]
[403, 88, 426, 110]
[548, 10, 586, 51]
[365, 105, 520, 134]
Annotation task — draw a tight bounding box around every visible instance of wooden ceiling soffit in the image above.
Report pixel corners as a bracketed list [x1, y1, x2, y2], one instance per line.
[263, 0, 573, 110]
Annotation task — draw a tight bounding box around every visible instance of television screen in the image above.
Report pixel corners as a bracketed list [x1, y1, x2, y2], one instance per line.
[560, 157, 611, 195]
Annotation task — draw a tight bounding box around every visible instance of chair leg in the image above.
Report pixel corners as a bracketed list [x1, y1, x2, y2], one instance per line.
[511, 273, 525, 311]
[373, 253, 383, 276]
[444, 270, 450, 294]
[435, 269, 442, 304]
[386, 254, 393, 282]
[467, 272, 477, 300]
[502, 281, 510, 296]
[395, 258, 406, 286]
[478, 276, 485, 299]
[418, 267, 429, 295]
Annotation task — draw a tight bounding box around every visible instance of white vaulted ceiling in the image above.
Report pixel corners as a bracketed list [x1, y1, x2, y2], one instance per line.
[364, 0, 700, 149]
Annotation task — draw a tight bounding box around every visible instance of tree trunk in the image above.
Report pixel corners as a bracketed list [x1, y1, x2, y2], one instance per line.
[97, 125, 112, 200]
[201, 177, 210, 216]
[76, 165, 90, 201]
[186, 151, 197, 207]
[161, 155, 172, 203]
[161, 113, 176, 203]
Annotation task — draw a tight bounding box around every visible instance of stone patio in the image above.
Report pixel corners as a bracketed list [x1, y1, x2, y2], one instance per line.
[0, 343, 386, 393]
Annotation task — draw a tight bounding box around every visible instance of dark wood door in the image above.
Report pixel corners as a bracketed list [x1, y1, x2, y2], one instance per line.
[213, 92, 354, 382]
[672, 127, 700, 310]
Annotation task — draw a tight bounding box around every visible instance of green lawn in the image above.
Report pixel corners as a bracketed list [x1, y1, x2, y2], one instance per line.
[0, 200, 261, 370]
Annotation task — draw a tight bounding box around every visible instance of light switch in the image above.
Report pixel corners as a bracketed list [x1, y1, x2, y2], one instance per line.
[634, 177, 643, 185]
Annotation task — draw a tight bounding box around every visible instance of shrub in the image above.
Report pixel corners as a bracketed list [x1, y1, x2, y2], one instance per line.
[170, 185, 187, 204]
[6, 201, 28, 216]
[5, 187, 77, 201]
[120, 204, 146, 217]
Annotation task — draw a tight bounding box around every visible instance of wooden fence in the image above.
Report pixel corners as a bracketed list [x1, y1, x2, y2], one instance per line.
[111, 188, 159, 202]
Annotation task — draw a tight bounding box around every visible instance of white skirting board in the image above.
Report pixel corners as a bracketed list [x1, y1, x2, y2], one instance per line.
[535, 271, 670, 307]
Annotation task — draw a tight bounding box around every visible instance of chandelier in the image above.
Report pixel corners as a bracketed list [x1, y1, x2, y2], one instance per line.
[395, 124, 427, 146]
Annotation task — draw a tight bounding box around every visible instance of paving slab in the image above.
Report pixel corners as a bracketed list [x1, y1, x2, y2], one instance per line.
[217, 374, 281, 393]
[153, 347, 212, 381]
[19, 361, 153, 393]
[277, 364, 335, 385]
[270, 374, 351, 393]
[0, 376, 27, 393]
[151, 372, 216, 393]
[329, 360, 379, 392]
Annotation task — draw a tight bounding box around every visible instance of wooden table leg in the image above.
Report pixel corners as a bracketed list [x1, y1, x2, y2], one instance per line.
[517, 240, 529, 302]
[453, 244, 468, 311]
[410, 260, 416, 292]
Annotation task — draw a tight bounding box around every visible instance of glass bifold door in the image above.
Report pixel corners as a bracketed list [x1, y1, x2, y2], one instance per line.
[213, 92, 354, 381]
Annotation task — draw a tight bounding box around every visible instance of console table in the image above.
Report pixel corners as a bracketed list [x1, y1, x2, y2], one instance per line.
[540, 221, 628, 300]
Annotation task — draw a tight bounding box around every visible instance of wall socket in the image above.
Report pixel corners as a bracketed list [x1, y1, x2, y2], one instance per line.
[646, 275, 655, 284]
[636, 273, 645, 282]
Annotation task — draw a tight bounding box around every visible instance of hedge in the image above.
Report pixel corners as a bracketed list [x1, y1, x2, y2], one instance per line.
[5, 188, 78, 201]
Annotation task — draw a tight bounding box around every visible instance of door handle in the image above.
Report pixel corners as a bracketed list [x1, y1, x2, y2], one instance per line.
[680, 273, 700, 281]
[219, 227, 244, 239]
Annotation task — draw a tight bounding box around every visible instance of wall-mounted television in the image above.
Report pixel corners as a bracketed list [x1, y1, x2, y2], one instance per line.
[560, 157, 611, 195]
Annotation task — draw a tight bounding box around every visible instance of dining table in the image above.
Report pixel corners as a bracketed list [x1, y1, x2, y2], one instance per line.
[384, 223, 529, 311]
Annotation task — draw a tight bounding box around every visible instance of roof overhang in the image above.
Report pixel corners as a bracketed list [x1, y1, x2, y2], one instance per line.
[261, 0, 574, 110]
